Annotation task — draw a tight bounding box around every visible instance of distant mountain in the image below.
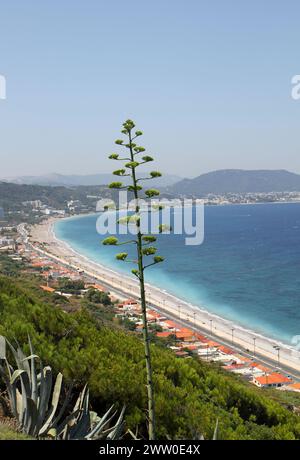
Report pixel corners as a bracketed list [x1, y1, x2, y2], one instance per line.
[168, 169, 300, 196]
[2, 172, 182, 188]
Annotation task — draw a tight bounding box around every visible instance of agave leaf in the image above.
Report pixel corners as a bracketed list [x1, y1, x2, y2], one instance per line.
[28, 335, 38, 405]
[73, 383, 88, 412]
[10, 369, 26, 385]
[51, 383, 73, 427]
[213, 419, 219, 440]
[18, 371, 31, 430]
[85, 405, 116, 439]
[39, 372, 63, 435]
[56, 409, 81, 439]
[36, 366, 52, 431]
[16, 388, 22, 421]
[1, 359, 18, 418]
[25, 397, 38, 436]
[16, 342, 31, 377]
[22, 354, 39, 362]
[68, 388, 90, 439]
[5, 339, 21, 368]
[106, 405, 126, 440]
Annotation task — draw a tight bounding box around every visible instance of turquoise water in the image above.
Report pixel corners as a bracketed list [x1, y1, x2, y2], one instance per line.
[55, 203, 300, 344]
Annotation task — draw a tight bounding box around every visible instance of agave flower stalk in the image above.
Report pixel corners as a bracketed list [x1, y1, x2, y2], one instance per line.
[103, 120, 167, 440]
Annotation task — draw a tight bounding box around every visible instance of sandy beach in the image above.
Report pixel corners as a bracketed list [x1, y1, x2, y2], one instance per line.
[28, 216, 300, 374]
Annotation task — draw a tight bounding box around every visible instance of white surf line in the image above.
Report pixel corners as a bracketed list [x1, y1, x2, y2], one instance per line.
[26, 219, 300, 373]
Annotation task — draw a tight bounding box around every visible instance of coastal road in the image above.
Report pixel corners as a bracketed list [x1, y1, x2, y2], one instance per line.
[19, 222, 300, 382]
[81, 271, 300, 383]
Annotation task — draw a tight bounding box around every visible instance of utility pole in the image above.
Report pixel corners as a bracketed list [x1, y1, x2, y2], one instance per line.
[231, 328, 235, 345]
[253, 337, 256, 357]
[273, 345, 280, 367]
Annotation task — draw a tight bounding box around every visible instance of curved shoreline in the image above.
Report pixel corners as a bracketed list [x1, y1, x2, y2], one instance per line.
[29, 216, 300, 373]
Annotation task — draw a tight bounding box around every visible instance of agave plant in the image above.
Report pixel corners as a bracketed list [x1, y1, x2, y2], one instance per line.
[0, 336, 125, 439]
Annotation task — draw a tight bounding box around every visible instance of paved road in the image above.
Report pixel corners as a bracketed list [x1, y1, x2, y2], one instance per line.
[19, 223, 300, 383]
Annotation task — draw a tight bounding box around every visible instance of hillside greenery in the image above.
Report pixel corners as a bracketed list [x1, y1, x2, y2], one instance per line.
[0, 273, 300, 439]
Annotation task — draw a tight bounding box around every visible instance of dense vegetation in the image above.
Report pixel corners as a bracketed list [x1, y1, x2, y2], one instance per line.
[1, 274, 300, 439]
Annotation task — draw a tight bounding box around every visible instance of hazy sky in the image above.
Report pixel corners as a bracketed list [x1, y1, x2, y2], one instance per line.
[1, 0, 300, 178]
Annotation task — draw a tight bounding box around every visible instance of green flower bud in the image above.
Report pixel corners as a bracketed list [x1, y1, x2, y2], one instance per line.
[145, 189, 160, 198]
[142, 155, 153, 162]
[125, 161, 140, 169]
[150, 171, 162, 178]
[109, 182, 123, 189]
[102, 236, 118, 245]
[158, 224, 172, 233]
[128, 185, 143, 192]
[142, 247, 157, 256]
[142, 235, 157, 243]
[116, 252, 128, 261]
[113, 169, 126, 176]
[109, 153, 119, 160]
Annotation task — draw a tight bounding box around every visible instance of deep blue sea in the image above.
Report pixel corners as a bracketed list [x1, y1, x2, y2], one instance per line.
[55, 203, 300, 344]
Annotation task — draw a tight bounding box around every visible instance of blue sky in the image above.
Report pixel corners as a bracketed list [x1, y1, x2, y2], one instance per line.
[0, 0, 300, 178]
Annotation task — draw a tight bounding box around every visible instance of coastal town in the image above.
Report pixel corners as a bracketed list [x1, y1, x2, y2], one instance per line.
[2, 185, 300, 228]
[1, 216, 300, 395]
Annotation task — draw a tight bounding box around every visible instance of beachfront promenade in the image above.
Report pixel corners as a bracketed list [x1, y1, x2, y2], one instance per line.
[21, 219, 300, 379]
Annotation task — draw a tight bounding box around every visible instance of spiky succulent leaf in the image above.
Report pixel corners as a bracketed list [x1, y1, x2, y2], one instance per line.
[39, 373, 63, 436]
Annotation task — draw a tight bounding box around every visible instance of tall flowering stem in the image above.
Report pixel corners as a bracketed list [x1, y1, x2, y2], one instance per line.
[102, 120, 165, 440]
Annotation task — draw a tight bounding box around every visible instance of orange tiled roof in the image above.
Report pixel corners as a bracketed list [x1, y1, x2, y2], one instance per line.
[40, 285, 55, 293]
[288, 383, 300, 390]
[255, 373, 291, 385]
[176, 332, 195, 339]
[147, 310, 162, 319]
[218, 345, 234, 354]
[206, 340, 220, 347]
[156, 332, 173, 338]
[163, 320, 180, 329]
